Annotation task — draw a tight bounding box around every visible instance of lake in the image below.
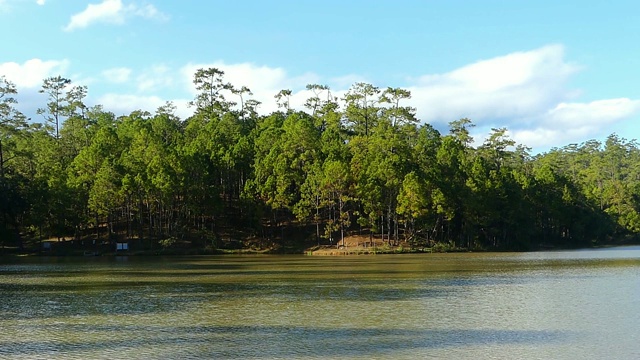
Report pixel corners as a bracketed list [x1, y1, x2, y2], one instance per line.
[1, 248, 639, 359]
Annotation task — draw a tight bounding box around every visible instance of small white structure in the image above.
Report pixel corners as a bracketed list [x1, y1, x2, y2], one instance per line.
[116, 242, 129, 251]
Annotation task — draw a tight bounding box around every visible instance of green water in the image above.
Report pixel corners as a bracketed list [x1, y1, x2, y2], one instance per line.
[1, 248, 640, 359]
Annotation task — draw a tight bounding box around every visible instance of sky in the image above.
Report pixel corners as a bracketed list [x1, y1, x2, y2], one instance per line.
[1, 0, 639, 153]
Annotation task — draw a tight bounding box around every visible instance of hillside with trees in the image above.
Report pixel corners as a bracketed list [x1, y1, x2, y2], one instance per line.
[1, 69, 639, 254]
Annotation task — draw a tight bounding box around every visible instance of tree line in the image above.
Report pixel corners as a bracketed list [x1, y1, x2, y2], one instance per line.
[1, 69, 638, 252]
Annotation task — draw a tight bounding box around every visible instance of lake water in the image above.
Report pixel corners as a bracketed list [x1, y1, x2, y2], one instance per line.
[1, 248, 639, 359]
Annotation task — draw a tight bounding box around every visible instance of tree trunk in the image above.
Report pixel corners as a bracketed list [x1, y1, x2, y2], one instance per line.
[387, 205, 392, 246]
[0, 138, 4, 180]
[95, 212, 99, 243]
[138, 196, 144, 242]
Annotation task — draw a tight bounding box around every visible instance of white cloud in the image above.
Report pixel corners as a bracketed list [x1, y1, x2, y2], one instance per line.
[64, 0, 124, 31]
[0, 58, 69, 88]
[136, 64, 173, 92]
[102, 67, 131, 83]
[64, 0, 168, 32]
[98, 93, 164, 114]
[545, 98, 640, 127]
[97, 93, 191, 119]
[0, 58, 80, 123]
[509, 99, 640, 149]
[0, 0, 46, 12]
[407, 44, 580, 124]
[102, 65, 174, 92]
[130, 2, 165, 19]
[0, 0, 44, 13]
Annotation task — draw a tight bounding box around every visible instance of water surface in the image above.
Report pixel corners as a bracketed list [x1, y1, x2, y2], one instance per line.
[1, 248, 639, 359]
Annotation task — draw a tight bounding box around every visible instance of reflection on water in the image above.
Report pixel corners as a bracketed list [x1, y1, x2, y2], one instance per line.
[1, 248, 640, 359]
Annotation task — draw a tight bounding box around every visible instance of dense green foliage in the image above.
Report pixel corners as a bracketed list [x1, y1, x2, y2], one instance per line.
[0, 71, 637, 252]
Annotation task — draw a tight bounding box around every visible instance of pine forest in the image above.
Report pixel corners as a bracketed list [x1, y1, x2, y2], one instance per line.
[2, 69, 639, 254]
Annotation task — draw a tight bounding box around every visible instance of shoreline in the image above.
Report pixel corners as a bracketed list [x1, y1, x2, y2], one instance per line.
[2, 234, 639, 257]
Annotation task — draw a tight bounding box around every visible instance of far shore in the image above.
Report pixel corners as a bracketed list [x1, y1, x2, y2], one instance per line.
[2, 233, 639, 257]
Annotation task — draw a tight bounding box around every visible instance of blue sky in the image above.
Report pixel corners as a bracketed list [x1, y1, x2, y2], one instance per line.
[1, 0, 639, 153]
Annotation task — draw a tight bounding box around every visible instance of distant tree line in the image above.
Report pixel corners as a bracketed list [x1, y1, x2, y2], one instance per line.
[0, 70, 638, 252]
